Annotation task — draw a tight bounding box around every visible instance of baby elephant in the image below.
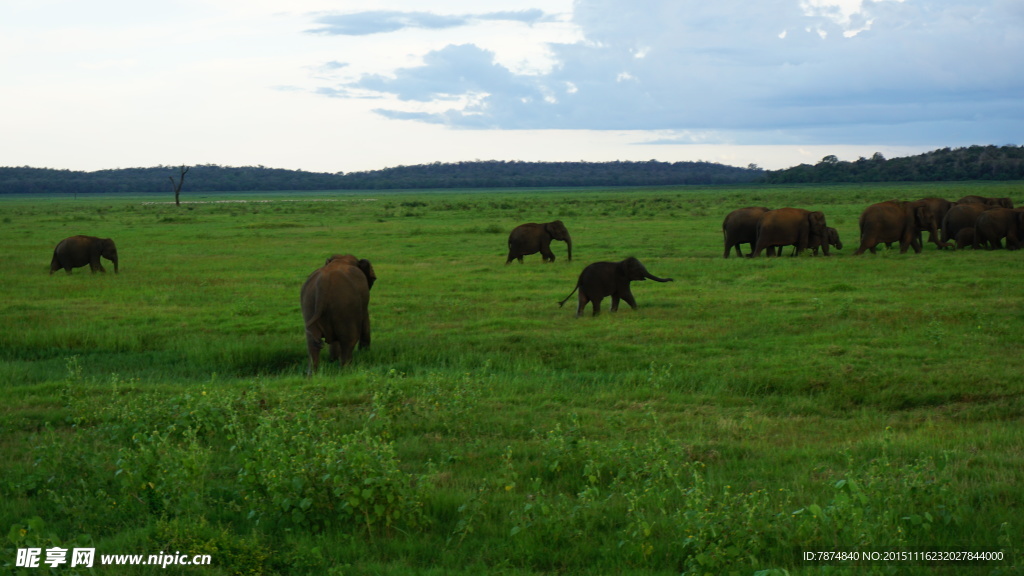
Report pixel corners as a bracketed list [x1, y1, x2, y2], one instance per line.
[558, 257, 673, 317]
[300, 254, 376, 374]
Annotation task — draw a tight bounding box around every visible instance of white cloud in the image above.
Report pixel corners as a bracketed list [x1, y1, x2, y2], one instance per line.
[320, 0, 1024, 146]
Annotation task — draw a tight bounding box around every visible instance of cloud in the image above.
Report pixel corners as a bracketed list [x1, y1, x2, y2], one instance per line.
[317, 0, 1024, 145]
[308, 9, 548, 36]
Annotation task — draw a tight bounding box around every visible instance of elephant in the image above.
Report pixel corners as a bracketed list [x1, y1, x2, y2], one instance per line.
[506, 220, 572, 264]
[917, 197, 954, 247]
[557, 257, 673, 317]
[722, 207, 771, 258]
[954, 228, 975, 250]
[300, 254, 376, 374]
[973, 208, 1024, 250]
[789, 226, 842, 256]
[853, 200, 947, 255]
[956, 195, 1014, 209]
[50, 235, 119, 274]
[752, 208, 829, 257]
[941, 203, 993, 245]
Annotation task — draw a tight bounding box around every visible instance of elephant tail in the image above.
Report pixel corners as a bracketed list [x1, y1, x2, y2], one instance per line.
[558, 284, 579, 308]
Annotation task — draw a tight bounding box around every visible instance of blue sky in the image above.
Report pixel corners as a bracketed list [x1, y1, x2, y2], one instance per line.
[2, 0, 1021, 172]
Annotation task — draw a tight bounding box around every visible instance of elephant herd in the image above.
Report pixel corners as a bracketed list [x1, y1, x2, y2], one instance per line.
[723, 195, 1020, 259]
[47, 193, 1019, 374]
[48, 219, 674, 375]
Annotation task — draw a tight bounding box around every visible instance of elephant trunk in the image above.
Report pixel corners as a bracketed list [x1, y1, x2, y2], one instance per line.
[112, 256, 119, 273]
[564, 235, 572, 261]
[644, 272, 673, 283]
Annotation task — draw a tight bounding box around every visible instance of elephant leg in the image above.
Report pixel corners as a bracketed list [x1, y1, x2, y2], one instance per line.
[305, 330, 324, 376]
[539, 246, 556, 262]
[576, 293, 590, 318]
[610, 295, 620, 312]
[337, 341, 356, 367]
[328, 341, 344, 361]
[620, 290, 638, 310]
[359, 321, 371, 350]
[590, 297, 602, 316]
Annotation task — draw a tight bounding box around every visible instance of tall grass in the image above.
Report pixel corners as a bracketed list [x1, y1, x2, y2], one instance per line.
[1, 183, 1022, 574]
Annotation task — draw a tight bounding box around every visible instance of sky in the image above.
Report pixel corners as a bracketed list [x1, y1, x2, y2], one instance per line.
[2, 0, 1021, 173]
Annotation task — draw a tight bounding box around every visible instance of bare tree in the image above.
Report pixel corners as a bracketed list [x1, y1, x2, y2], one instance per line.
[169, 165, 190, 206]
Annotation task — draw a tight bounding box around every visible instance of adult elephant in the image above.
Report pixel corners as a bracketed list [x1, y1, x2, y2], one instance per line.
[558, 257, 673, 317]
[752, 208, 829, 257]
[956, 195, 1014, 209]
[974, 208, 1024, 250]
[506, 220, 572, 264]
[723, 207, 771, 258]
[854, 200, 946, 255]
[941, 203, 992, 245]
[917, 197, 954, 247]
[300, 254, 376, 374]
[50, 235, 119, 274]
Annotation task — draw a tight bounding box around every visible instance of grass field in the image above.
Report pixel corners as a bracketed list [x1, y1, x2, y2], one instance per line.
[1, 182, 1022, 575]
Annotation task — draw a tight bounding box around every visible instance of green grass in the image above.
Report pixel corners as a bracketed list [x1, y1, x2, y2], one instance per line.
[1, 182, 1023, 575]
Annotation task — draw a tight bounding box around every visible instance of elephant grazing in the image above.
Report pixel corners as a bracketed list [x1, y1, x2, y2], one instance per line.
[752, 208, 830, 257]
[300, 254, 376, 374]
[722, 207, 771, 258]
[974, 208, 1024, 250]
[854, 200, 947, 255]
[558, 257, 673, 317]
[50, 235, 118, 274]
[506, 220, 572, 264]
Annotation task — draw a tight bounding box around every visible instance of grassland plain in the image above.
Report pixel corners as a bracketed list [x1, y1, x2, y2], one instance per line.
[1, 182, 1022, 575]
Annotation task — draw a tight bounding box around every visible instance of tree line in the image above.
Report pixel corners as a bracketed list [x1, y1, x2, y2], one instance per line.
[763, 145, 1024, 183]
[0, 160, 759, 195]
[3, 146, 1023, 195]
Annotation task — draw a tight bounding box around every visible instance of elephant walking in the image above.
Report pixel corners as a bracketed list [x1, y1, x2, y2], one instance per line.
[300, 254, 376, 374]
[854, 200, 946, 255]
[722, 207, 771, 258]
[752, 208, 829, 257]
[974, 208, 1024, 250]
[50, 235, 119, 274]
[506, 220, 572, 264]
[558, 257, 673, 317]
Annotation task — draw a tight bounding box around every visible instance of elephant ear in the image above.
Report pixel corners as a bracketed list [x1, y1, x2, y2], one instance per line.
[913, 205, 931, 227]
[358, 259, 376, 290]
[621, 257, 647, 280]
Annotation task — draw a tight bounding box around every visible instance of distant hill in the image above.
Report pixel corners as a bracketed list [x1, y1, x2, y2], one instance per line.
[0, 160, 761, 195]
[763, 145, 1024, 184]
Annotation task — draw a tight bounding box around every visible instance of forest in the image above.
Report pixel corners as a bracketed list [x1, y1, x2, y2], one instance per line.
[2, 145, 1023, 195]
[0, 160, 758, 195]
[763, 144, 1024, 183]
